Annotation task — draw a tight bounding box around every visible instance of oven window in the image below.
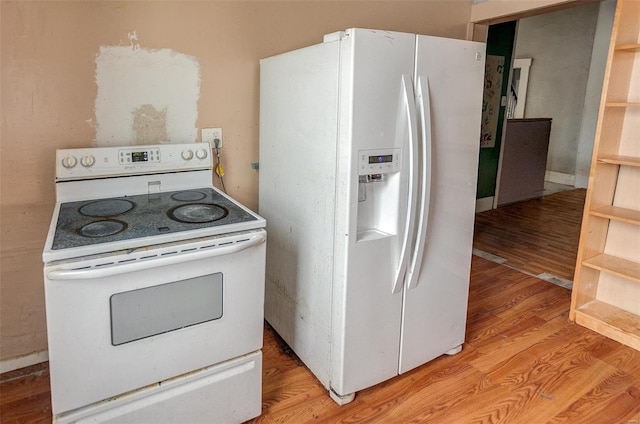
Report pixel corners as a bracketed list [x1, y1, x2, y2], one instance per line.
[110, 273, 223, 346]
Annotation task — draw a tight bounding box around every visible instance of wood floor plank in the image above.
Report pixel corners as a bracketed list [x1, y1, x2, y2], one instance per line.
[491, 349, 617, 422]
[377, 368, 494, 423]
[474, 189, 585, 282]
[549, 377, 640, 424]
[500, 282, 572, 321]
[469, 315, 569, 373]
[0, 367, 51, 424]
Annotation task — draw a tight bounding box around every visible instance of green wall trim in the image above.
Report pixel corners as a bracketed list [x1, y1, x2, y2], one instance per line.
[477, 20, 517, 199]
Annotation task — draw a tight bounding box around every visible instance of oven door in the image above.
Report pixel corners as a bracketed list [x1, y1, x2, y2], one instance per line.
[44, 229, 266, 415]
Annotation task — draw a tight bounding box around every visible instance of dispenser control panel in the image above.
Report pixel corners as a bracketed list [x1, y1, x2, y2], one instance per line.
[358, 148, 401, 175]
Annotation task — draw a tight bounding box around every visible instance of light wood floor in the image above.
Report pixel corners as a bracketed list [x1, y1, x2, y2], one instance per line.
[251, 257, 640, 423]
[3, 189, 639, 423]
[473, 189, 586, 283]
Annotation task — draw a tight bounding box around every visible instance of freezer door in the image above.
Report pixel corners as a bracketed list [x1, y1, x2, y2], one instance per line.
[331, 28, 417, 397]
[398, 36, 485, 373]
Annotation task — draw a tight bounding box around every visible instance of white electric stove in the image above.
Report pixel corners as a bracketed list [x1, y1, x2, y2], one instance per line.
[42, 142, 266, 423]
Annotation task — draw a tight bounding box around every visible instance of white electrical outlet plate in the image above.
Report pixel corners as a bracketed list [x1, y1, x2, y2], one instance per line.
[202, 128, 223, 148]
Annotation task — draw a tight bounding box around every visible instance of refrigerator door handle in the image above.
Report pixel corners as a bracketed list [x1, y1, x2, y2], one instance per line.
[392, 74, 419, 294]
[407, 76, 432, 290]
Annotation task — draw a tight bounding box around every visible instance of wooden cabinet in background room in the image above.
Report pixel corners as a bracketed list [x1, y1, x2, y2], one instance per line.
[496, 118, 552, 206]
[570, 0, 640, 351]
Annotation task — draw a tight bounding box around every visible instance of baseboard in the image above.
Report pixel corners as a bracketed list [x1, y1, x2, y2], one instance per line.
[574, 174, 589, 189]
[545, 171, 575, 187]
[476, 196, 494, 213]
[0, 350, 48, 374]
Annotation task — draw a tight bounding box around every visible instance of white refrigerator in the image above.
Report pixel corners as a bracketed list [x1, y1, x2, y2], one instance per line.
[259, 28, 485, 404]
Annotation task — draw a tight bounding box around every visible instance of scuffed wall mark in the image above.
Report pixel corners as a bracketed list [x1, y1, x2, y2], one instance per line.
[132, 104, 167, 145]
[94, 39, 200, 147]
[128, 30, 140, 51]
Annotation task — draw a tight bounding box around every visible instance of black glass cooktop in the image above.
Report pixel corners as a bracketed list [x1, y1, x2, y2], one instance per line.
[52, 188, 258, 250]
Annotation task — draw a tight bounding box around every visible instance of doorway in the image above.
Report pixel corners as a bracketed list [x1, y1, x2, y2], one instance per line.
[471, 1, 616, 286]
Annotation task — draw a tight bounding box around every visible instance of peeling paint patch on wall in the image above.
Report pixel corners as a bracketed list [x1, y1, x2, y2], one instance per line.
[132, 104, 167, 145]
[94, 42, 200, 146]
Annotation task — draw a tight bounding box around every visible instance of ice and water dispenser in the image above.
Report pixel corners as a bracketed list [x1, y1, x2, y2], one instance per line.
[356, 148, 402, 242]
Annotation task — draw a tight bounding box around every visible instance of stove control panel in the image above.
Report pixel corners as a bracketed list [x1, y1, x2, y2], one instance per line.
[56, 143, 213, 181]
[119, 147, 161, 165]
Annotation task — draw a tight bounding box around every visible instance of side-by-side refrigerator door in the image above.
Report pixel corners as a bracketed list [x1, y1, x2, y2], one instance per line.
[398, 36, 486, 374]
[330, 28, 417, 398]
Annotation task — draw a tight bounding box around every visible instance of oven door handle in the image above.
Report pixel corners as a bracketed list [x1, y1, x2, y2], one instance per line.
[46, 231, 266, 281]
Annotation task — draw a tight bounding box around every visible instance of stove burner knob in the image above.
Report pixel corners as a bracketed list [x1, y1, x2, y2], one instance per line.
[196, 149, 208, 160]
[181, 149, 194, 161]
[61, 155, 77, 169]
[80, 155, 95, 168]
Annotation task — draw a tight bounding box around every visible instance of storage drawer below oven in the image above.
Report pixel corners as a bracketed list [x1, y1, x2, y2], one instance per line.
[55, 351, 262, 424]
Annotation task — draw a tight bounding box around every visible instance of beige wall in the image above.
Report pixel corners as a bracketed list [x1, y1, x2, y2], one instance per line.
[470, 0, 582, 24]
[1, 1, 474, 366]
